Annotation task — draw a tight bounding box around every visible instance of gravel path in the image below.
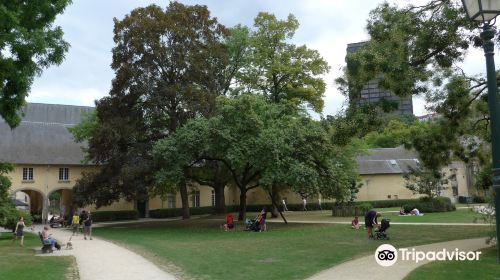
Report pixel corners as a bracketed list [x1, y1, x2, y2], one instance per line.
[307, 237, 490, 280]
[32, 225, 176, 280]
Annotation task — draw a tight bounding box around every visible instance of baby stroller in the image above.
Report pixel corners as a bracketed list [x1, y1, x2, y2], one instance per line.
[245, 212, 264, 232]
[375, 219, 390, 240]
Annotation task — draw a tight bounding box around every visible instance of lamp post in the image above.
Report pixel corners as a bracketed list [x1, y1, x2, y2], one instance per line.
[462, 0, 500, 262]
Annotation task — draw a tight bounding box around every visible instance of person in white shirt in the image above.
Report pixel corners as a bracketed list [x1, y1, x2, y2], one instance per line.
[282, 199, 288, 211]
[410, 208, 420, 215]
[302, 198, 307, 211]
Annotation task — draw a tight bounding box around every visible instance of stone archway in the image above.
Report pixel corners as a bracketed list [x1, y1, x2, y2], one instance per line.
[11, 188, 46, 223]
[47, 188, 74, 220]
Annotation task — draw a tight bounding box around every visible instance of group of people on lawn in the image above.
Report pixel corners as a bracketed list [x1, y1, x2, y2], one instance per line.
[11, 210, 94, 249]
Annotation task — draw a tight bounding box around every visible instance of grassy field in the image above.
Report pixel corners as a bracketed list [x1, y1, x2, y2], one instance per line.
[263, 207, 489, 224]
[404, 246, 500, 280]
[0, 233, 78, 280]
[93, 217, 491, 280]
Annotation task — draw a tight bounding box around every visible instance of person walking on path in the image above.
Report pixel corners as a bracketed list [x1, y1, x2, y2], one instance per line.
[12, 217, 25, 246]
[318, 197, 323, 211]
[302, 198, 307, 211]
[72, 212, 80, 236]
[282, 199, 288, 212]
[83, 211, 93, 240]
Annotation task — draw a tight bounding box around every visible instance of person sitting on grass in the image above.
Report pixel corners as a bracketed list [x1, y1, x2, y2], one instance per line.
[399, 206, 406, 216]
[410, 208, 421, 216]
[364, 210, 381, 239]
[351, 216, 359, 229]
[223, 213, 234, 231]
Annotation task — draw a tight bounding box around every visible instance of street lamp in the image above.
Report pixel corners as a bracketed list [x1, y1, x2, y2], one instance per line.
[462, 0, 500, 262]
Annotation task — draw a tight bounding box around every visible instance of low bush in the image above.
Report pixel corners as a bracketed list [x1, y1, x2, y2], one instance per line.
[357, 203, 373, 214]
[355, 199, 420, 209]
[403, 197, 455, 213]
[472, 196, 486, 203]
[149, 206, 217, 218]
[0, 204, 32, 230]
[92, 210, 139, 222]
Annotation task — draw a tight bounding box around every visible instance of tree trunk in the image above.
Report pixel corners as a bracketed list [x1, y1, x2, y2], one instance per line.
[238, 189, 247, 221]
[270, 187, 279, 218]
[213, 163, 227, 214]
[268, 190, 287, 224]
[214, 182, 226, 214]
[179, 179, 190, 219]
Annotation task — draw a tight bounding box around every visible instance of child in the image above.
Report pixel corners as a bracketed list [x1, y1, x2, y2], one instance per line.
[351, 216, 359, 229]
[223, 213, 234, 231]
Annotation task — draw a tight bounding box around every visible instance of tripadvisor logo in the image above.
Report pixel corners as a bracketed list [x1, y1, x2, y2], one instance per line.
[375, 244, 482, 267]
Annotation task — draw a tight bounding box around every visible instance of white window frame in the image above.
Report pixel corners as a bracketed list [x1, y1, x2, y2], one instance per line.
[167, 194, 176, 209]
[22, 168, 33, 181]
[192, 190, 200, 208]
[59, 167, 69, 181]
[211, 190, 215, 207]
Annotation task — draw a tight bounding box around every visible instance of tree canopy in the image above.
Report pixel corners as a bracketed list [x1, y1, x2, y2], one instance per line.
[72, 3, 229, 218]
[154, 95, 361, 220]
[0, 0, 71, 127]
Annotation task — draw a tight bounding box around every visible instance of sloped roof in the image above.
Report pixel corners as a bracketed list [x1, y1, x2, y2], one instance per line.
[356, 147, 418, 175]
[0, 103, 94, 165]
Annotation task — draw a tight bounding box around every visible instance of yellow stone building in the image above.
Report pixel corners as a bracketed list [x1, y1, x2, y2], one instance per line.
[1, 103, 475, 220]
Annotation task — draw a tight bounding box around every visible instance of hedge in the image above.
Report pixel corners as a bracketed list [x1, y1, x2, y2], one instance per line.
[92, 210, 139, 222]
[402, 197, 455, 213]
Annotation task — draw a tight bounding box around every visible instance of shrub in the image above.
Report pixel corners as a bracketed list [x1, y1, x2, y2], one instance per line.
[357, 203, 373, 214]
[403, 197, 455, 213]
[355, 199, 419, 209]
[472, 196, 486, 203]
[92, 210, 139, 222]
[149, 207, 217, 218]
[458, 196, 468, 204]
[0, 205, 32, 230]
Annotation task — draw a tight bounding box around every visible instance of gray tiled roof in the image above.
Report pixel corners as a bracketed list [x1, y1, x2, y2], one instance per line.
[356, 147, 418, 175]
[0, 103, 94, 165]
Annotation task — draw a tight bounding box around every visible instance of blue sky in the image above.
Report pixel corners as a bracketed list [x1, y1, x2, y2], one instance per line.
[27, 0, 487, 117]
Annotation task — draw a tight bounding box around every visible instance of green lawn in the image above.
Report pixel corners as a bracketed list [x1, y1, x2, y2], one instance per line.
[404, 246, 500, 280]
[93, 217, 491, 280]
[0, 233, 78, 280]
[264, 208, 489, 224]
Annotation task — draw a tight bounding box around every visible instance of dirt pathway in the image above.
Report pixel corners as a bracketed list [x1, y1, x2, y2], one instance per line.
[307, 237, 490, 280]
[32, 225, 176, 280]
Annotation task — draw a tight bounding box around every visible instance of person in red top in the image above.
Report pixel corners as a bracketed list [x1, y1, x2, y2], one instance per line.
[351, 216, 360, 229]
[223, 213, 234, 231]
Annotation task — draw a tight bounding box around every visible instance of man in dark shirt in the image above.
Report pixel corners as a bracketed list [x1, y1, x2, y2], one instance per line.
[364, 210, 381, 239]
[83, 211, 93, 240]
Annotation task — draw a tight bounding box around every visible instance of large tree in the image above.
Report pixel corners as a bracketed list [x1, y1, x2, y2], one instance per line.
[154, 95, 361, 221]
[337, 0, 493, 183]
[73, 3, 228, 219]
[235, 13, 329, 112]
[0, 0, 71, 127]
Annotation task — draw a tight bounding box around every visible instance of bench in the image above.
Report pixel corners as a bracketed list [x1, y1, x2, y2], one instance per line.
[38, 232, 53, 253]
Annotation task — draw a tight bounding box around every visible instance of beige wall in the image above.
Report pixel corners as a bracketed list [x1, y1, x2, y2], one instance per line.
[6, 159, 473, 218]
